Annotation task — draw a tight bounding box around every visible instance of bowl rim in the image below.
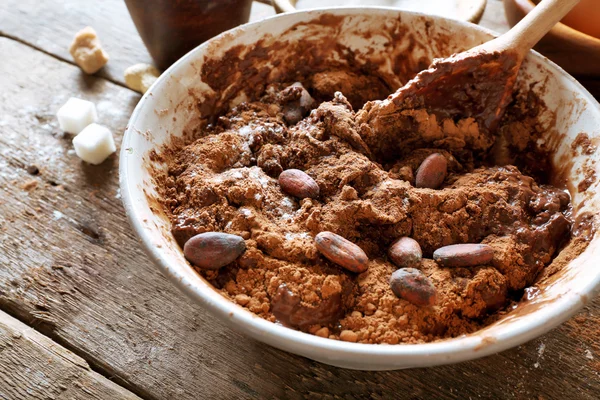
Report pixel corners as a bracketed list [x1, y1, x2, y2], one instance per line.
[271, 0, 488, 24]
[119, 6, 600, 367]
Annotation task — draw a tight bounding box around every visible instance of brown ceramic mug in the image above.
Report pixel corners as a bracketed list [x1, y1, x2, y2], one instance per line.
[125, 0, 254, 70]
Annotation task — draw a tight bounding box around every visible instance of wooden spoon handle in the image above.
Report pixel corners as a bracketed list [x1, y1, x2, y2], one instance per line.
[272, 0, 297, 13]
[497, 0, 580, 57]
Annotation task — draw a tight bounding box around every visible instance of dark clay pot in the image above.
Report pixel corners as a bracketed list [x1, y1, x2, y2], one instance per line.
[125, 0, 253, 70]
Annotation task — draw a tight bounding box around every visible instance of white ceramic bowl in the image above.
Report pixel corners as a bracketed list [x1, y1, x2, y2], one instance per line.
[120, 8, 600, 370]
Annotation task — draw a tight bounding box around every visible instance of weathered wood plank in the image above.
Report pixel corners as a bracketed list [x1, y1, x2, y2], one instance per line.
[1, 11, 600, 400]
[0, 0, 274, 87]
[0, 310, 140, 400]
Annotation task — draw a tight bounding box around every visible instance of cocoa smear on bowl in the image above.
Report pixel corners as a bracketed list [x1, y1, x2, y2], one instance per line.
[177, 14, 439, 139]
[150, 16, 595, 344]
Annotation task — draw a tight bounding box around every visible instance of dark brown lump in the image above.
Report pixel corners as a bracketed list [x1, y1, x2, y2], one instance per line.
[571, 132, 597, 156]
[578, 167, 597, 193]
[569, 133, 598, 194]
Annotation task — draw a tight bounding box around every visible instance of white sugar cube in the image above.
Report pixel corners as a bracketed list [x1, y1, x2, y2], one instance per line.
[56, 97, 98, 134]
[72, 123, 116, 165]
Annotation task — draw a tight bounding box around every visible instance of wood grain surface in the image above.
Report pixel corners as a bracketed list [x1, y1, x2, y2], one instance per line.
[0, 1, 599, 399]
[0, 310, 140, 400]
[0, 0, 274, 87]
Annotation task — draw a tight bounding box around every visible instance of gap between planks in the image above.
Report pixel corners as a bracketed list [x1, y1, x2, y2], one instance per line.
[0, 302, 157, 400]
[0, 31, 136, 93]
[0, 308, 142, 400]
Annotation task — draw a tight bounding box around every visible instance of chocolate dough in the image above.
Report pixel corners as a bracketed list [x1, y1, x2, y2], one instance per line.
[157, 81, 573, 344]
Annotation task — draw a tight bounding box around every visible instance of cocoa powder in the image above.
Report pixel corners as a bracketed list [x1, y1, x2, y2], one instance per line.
[153, 77, 589, 344]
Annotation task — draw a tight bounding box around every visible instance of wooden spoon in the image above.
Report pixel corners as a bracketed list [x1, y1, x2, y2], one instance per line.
[365, 0, 581, 134]
[272, 0, 296, 13]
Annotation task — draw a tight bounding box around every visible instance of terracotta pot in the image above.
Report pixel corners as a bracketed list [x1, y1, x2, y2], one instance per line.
[503, 0, 600, 82]
[125, 0, 253, 70]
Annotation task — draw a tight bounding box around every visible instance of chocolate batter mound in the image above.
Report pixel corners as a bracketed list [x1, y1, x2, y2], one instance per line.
[154, 73, 585, 344]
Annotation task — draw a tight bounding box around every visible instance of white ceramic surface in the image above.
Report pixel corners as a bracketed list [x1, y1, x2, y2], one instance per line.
[291, 0, 487, 22]
[120, 8, 600, 370]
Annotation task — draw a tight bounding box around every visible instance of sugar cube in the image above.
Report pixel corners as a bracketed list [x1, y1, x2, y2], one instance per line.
[72, 123, 116, 165]
[57, 97, 98, 134]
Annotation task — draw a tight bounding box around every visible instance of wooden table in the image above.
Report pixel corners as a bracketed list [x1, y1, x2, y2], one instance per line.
[0, 1, 598, 399]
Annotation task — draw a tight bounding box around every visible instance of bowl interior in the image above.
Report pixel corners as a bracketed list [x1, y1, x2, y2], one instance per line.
[120, 8, 600, 369]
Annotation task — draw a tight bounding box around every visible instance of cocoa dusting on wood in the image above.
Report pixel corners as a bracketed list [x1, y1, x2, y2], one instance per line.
[565, 306, 600, 372]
